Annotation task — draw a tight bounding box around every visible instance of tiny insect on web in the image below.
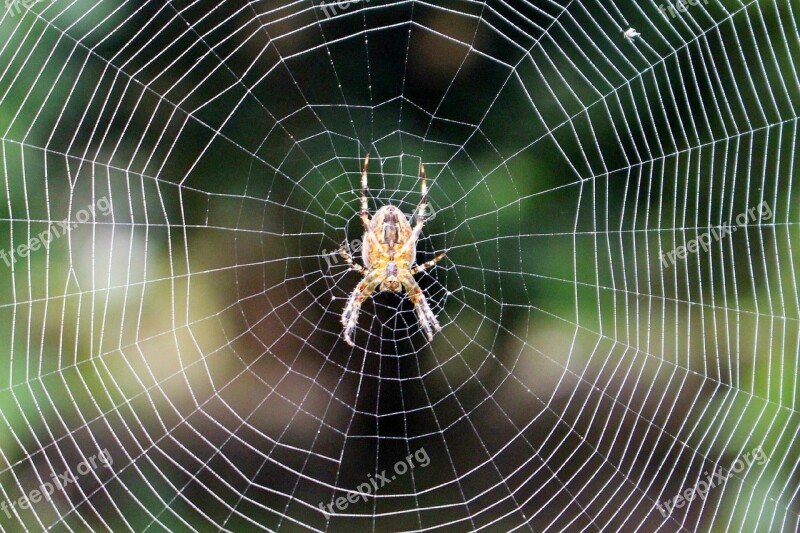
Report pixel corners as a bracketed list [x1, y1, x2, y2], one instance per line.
[623, 27, 641, 41]
[338, 155, 446, 346]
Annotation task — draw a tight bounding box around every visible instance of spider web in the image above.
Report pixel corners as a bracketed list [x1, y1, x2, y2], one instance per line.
[0, 0, 798, 530]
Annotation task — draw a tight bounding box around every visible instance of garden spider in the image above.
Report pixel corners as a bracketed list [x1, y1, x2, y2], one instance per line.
[339, 155, 446, 346]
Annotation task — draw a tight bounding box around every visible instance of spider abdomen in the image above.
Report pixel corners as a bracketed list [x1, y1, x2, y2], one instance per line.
[362, 204, 415, 268]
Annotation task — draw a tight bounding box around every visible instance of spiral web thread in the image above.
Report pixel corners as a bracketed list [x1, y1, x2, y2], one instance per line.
[0, 0, 798, 531]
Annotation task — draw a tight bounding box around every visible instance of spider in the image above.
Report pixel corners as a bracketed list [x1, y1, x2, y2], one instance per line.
[338, 155, 446, 346]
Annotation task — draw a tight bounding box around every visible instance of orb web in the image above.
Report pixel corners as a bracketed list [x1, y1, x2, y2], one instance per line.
[0, 0, 798, 531]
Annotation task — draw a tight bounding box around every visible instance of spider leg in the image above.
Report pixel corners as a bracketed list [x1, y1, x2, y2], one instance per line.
[361, 154, 370, 229]
[410, 252, 446, 275]
[418, 162, 428, 225]
[397, 162, 430, 257]
[362, 224, 383, 256]
[400, 271, 441, 341]
[339, 245, 367, 275]
[342, 269, 384, 346]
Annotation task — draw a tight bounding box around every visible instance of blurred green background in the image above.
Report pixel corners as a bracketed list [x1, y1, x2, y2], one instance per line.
[0, 0, 798, 531]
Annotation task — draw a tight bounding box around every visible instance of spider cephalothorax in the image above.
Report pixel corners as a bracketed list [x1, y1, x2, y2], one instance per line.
[339, 155, 446, 346]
